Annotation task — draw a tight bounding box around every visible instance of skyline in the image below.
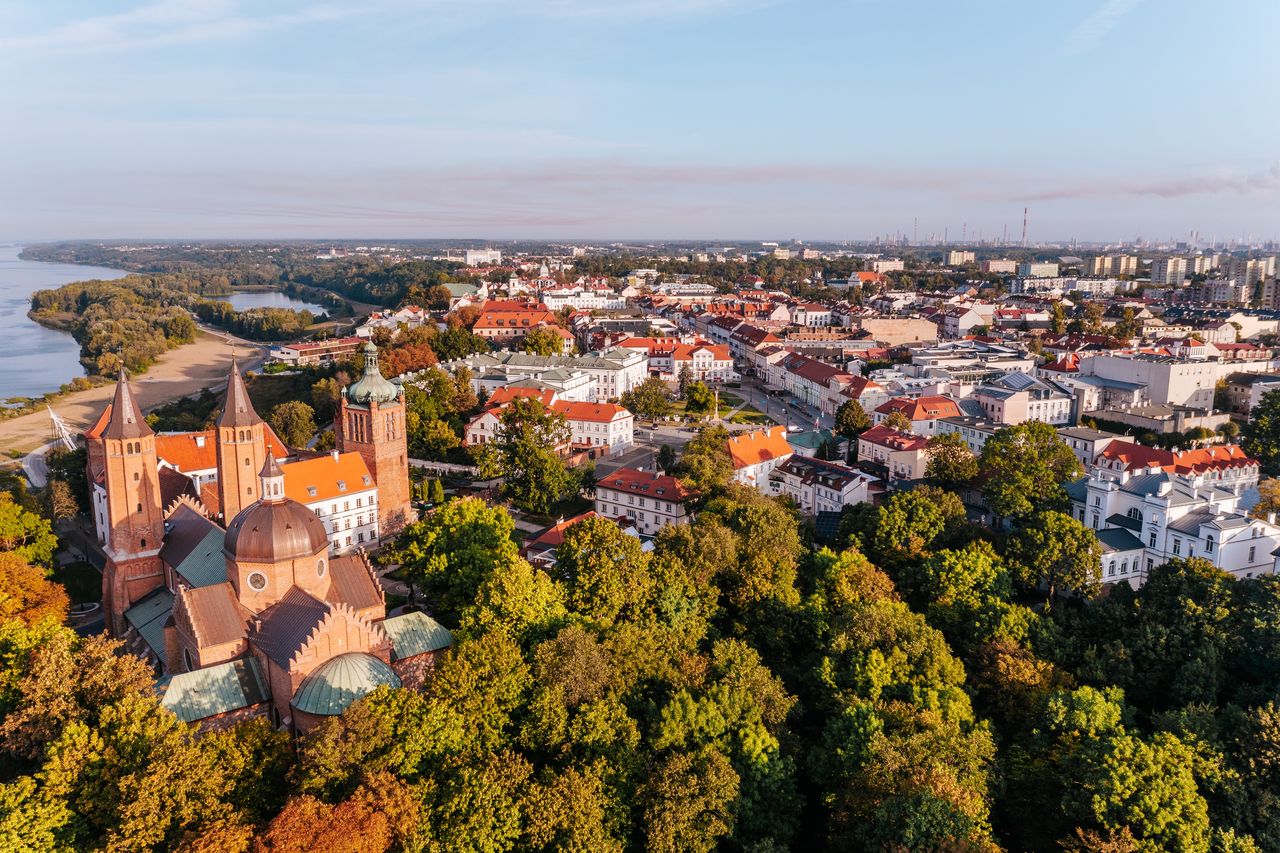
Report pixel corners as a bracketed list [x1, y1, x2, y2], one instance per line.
[2, 0, 1278, 241]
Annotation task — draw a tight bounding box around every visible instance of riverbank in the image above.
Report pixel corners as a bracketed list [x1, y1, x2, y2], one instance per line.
[0, 327, 266, 457]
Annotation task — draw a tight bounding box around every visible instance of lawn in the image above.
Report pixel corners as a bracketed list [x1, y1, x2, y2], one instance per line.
[729, 409, 773, 425]
[54, 560, 102, 605]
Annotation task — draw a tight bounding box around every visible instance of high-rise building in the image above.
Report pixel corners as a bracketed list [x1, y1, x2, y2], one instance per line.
[946, 250, 976, 266]
[1150, 257, 1187, 285]
[980, 259, 1018, 274]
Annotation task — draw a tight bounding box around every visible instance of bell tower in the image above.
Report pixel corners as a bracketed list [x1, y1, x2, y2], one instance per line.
[99, 371, 166, 634]
[215, 359, 267, 524]
[337, 343, 413, 536]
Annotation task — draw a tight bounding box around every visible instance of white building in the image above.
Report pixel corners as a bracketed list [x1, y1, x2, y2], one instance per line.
[430, 347, 649, 403]
[595, 468, 697, 536]
[464, 248, 503, 266]
[972, 373, 1073, 426]
[980, 259, 1018, 274]
[285, 451, 381, 554]
[871, 259, 905, 273]
[1017, 261, 1060, 278]
[946, 250, 976, 266]
[1150, 257, 1188, 285]
[727, 426, 794, 490]
[1068, 470, 1280, 587]
[769, 456, 877, 515]
[539, 286, 626, 311]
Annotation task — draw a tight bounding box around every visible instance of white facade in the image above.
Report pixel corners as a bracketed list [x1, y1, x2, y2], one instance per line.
[594, 469, 694, 536]
[1017, 261, 1060, 278]
[769, 456, 876, 516]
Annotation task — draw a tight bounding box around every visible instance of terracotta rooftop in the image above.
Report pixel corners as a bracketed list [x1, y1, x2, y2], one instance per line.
[727, 425, 794, 470]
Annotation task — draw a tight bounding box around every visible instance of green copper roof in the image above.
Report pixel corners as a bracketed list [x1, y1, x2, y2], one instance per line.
[161, 658, 269, 723]
[172, 526, 228, 588]
[291, 653, 400, 716]
[124, 587, 174, 660]
[346, 342, 399, 405]
[382, 611, 453, 661]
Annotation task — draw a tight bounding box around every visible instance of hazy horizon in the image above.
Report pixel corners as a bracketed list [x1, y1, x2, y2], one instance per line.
[3, 0, 1278, 243]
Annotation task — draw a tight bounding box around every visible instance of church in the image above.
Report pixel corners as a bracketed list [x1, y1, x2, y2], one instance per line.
[84, 342, 447, 734]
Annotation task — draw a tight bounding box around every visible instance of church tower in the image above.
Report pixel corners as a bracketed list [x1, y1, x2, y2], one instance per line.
[215, 359, 267, 523]
[99, 371, 166, 634]
[337, 343, 413, 536]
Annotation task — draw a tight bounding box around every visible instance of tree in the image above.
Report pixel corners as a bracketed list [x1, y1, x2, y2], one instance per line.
[925, 432, 978, 488]
[0, 553, 69, 626]
[621, 376, 672, 424]
[310, 377, 343, 424]
[384, 497, 519, 622]
[676, 424, 734, 494]
[412, 417, 460, 460]
[642, 748, 739, 853]
[883, 410, 913, 433]
[1006, 510, 1102, 609]
[1245, 388, 1280, 475]
[428, 478, 445, 505]
[1252, 478, 1280, 520]
[495, 399, 574, 514]
[269, 401, 317, 448]
[677, 364, 693, 397]
[684, 381, 715, 416]
[0, 494, 57, 568]
[522, 326, 563, 357]
[558, 518, 653, 627]
[43, 480, 78, 523]
[834, 399, 870, 439]
[656, 444, 676, 473]
[979, 422, 1082, 520]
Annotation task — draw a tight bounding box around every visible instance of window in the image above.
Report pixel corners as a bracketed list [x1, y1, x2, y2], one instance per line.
[1149, 532, 1157, 547]
[136, 503, 142, 513]
[133, 472, 139, 481]
[1126, 507, 1142, 522]
[1249, 546, 1257, 563]
[1108, 561, 1116, 577]
[183, 648, 195, 672]
[247, 571, 268, 591]
[1172, 539, 1181, 555]
[1205, 536, 1214, 553]
[317, 559, 326, 578]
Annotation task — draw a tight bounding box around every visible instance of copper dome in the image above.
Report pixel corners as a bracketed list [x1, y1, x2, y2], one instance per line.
[224, 498, 329, 564]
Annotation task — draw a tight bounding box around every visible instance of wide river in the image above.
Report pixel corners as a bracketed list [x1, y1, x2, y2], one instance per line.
[0, 245, 130, 400]
[0, 245, 327, 400]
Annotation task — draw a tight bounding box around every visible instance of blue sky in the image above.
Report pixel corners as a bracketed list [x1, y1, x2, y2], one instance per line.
[1, 0, 1277, 242]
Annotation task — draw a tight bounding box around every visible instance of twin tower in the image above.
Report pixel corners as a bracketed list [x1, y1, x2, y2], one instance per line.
[90, 342, 412, 634]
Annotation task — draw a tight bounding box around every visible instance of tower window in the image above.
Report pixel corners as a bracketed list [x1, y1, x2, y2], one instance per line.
[133, 472, 139, 481]
[136, 503, 142, 513]
[247, 487, 252, 495]
[245, 458, 250, 466]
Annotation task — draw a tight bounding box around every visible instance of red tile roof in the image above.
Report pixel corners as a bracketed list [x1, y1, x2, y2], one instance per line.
[859, 423, 929, 451]
[875, 395, 961, 421]
[598, 468, 696, 502]
[726, 425, 793, 470]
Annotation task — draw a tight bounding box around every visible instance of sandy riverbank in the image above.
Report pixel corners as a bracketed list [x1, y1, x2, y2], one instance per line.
[0, 328, 266, 457]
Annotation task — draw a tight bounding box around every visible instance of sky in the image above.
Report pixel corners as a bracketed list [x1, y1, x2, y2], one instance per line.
[1, 0, 1278, 243]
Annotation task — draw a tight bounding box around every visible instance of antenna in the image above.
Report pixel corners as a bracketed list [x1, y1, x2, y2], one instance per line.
[913, 217, 918, 245]
[962, 222, 967, 242]
[1021, 207, 1028, 247]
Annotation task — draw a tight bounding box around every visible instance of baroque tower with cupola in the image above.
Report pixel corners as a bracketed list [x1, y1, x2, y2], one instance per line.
[336, 342, 413, 535]
[215, 359, 268, 523]
[98, 371, 166, 634]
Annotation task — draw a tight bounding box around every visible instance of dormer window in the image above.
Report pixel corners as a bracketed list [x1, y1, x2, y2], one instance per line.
[337, 481, 347, 492]
[307, 486, 317, 497]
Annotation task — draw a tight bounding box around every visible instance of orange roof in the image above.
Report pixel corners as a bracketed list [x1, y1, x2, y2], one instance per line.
[1170, 444, 1257, 474]
[524, 511, 598, 550]
[672, 342, 731, 362]
[552, 400, 631, 423]
[875, 396, 961, 421]
[1097, 440, 1175, 471]
[474, 309, 558, 331]
[598, 468, 696, 502]
[487, 387, 557, 408]
[84, 403, 113, 439]
[726, 425, 793, 469]
[155, 429, 290, 473]
[283, 452, 375, 504]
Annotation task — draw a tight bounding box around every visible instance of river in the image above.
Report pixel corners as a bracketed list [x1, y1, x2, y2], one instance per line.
[0, 245, 130, 400]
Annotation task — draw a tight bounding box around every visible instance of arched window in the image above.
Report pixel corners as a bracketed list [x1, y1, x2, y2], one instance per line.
[183, 648, 195, 672]
[244, 457, 250, 466]
[136, 502, 142, 513]
[140, 538, 146, 548]
[246, 486, 253, 495]
[133, 472, 140, 481]
[1126, 507, 1143, 523]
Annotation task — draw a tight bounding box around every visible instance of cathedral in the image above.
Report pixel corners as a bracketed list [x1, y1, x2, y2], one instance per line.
[84, 343, 444, 734]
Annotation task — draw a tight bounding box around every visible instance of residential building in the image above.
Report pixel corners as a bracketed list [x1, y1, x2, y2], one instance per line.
[769, 456, 877, 515]
[871, 259, 905, 273]
[464, 248, 503, 266]
[1017, 261, 1060, 278]
[430, 347, 649, 402]
[1056, 426, 1122, 469]
[1223, 371, 1280, 417]
[980, 259, 1018, 274]
[945, 250, 976, 266]
[872, 396, 962, 436]
[935, 416, 1002, 455]
[1076, 353, 1220, 410]
[1091, 441, 1259, 494]
[1089, 255, 1139, 277]
[269, 337, 364, 367]
[972, 373, 1073, 425]
[856, 424, 931, 481]
[1150, 257, 1188, 285]
[727, 426, 794, 490]
[594, 468, 697, 536]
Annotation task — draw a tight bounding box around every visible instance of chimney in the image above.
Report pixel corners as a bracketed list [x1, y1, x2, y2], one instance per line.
[332, 449, 340, 463]
[1270, 512, 1277, 526]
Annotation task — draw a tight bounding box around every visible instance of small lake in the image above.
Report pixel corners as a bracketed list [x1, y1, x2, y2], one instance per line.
[227, 290, 328, 315]
[0, 245, 129, 400]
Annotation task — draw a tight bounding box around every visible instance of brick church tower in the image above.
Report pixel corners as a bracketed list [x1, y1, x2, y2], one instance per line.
[337, 343, 413, 535]
[216, 360, 268, 523]
[98, 372, 166, 634]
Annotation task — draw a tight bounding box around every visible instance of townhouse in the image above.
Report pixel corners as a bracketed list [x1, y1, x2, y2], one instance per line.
[769, 456, 877, 515]
[972, 373, 1074, 426]
[856, 424, 931, 481]
[872, 396, 962, 436]
[727, 426, 794, 490]
[595, 468, 697, 536]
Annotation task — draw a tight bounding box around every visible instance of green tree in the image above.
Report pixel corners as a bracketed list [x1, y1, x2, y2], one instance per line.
[925, 432, 978, 488]
[310, 377, 342, 424]
[429, 478, 446, 504]
[495, 399, 574, 514]
[656, 443, 676, 473]
[684, 381, 715, 416]
[883, 410, 913, 432]
[522, 326, 564, 356]
[1245, 388, 1280, 475]
[557, 517, 653, 627]
[0, 494, 58, 568]
[979, 422, 1082, 519]
[1006, 510, 1102, 609]
[384, 497, 519, 622]
[676, 424, 734, 493]
[621, 376, 672, 424]
[834, 399, 871, 439]
[642, 748, 739, 853]
[269, 401, 318, 448]
[677, 364, 693, 397]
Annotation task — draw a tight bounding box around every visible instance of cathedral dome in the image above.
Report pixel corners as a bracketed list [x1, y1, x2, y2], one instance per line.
[292, 652, 401, 716]
[346, 342, 399, 405]
[224, 498, 329, 564]
[224, 455, 328, 564]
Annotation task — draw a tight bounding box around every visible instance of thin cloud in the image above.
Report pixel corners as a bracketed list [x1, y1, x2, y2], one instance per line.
[1062, 0, 1145, 56]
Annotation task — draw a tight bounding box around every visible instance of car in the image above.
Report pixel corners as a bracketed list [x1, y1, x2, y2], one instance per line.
[787, 425, 803, 433]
